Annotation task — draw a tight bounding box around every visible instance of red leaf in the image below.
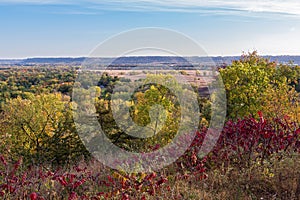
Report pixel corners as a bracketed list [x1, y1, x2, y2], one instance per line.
[30, 192, 38, 200]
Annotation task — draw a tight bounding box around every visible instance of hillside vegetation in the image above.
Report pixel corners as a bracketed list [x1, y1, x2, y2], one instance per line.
[0, 52, 299, 199]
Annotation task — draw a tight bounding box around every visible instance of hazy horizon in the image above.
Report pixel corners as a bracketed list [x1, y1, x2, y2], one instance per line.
[2, 53, 300, 60]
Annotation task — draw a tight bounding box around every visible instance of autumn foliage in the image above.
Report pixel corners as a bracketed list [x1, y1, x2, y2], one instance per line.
[0, 52, 300, 199]
[0, 112, 299, 199]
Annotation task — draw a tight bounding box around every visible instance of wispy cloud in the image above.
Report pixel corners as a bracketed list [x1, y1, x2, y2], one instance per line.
[1, 0, 300, 17]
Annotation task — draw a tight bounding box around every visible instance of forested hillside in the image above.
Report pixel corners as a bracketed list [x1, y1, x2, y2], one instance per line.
[0, 52, 299, 199]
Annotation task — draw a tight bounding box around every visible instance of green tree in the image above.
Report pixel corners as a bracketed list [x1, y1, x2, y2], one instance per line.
[219, 51, 298, 119]
[1, 93, 88, 165]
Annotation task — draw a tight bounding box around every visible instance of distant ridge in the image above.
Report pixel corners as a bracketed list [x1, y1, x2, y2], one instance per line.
[0, 55, 299, 66]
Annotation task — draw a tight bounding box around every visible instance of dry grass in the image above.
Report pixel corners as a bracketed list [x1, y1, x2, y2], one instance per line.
[144, 154, 300, 200]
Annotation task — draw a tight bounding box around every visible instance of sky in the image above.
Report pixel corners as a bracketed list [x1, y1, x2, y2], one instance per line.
[0, 0, 300, 58]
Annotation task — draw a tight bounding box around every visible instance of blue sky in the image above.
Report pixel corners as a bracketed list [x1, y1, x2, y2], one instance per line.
[0, 0, 300, 58]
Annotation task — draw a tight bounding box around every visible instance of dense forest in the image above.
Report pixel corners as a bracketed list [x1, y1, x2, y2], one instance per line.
[0, 52, 300, 199]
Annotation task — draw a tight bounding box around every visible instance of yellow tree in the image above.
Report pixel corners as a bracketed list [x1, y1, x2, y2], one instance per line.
[219, 51, 298, 119]
[1, 93, 88, 165]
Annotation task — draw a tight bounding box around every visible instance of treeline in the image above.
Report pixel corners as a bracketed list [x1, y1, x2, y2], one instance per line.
[0, 67, 77, 104]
